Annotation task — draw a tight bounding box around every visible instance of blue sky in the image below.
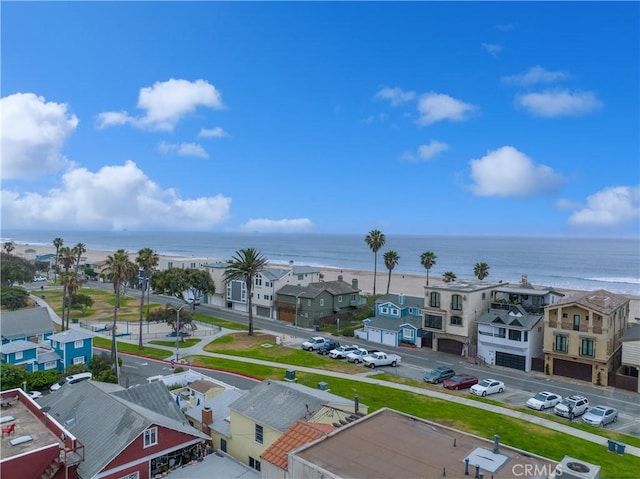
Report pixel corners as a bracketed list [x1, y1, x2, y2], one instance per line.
[2, 1, 638, 237]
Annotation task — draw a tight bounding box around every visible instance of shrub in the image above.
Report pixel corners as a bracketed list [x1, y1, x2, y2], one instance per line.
[28, 370, 59, 390]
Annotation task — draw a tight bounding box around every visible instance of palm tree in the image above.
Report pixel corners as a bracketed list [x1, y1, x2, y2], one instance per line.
[223, 248, 268, 336]
[62, 272, 82, 330]
[72, 243, 87, 274]
[383, 250, 400, 294]
[58, 247, 75, 330]
[364, 229, 386, 297]
[443, 271, 457, 283]
[420, 251, 437, 286]
[136, 247, 159, 349]
[52, 237, 64, 283]
[103, 249, 137, 376]
[474, 262, 490, 280]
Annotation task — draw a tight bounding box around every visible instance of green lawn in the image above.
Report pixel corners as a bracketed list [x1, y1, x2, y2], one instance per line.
[93, 336, 173, 360]
[149, 338, 202, 348]
[192, 313, 255, 331]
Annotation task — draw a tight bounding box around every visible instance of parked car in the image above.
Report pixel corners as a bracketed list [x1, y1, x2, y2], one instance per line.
[50, 372, 93, 392]
[582, 405, 618, 427]
[33, 276, 47, 282]
[526, 391, 562, 411]
[317, 340, 341, 355]
[470, 379, 505, 397]
[362, 351, 401, 368]
[301, 337, 330, 351]
[329, 345, 358, 359]
[347, 348, 379, 364]
[443, 374, 479, 390]
[28, 391, 43, 400]
[554, 395, 590, 418]
[423, 367, 456, 384]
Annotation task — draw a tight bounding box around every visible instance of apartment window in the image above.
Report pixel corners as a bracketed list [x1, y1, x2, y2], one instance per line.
[265, 281, 271, 287]
[450, 316, 463, 326]
[255, 424, 263, 444]
[144, 427, 158, 447]
[425, 315, 443, 330]
[430, 292, 440, 308]
[15, 351, 23, 360]
[451, 294, 463, 311]
[497, 328, 506, 339]
[554, 335, 568, 353]
[73, 356, 85, 365]
[573, 315, 580, 331]
[320, 298, 324, 306]
[44, 361, 57, 370]
[74, 340, 83, 348]
[508, 329, 522, 341]
[338, 296, 343, 302]
[249, 457, 261, 472]
[381, 307, 389, 314]
[581, 339, 595, 357]
[255, 277, 262, 286]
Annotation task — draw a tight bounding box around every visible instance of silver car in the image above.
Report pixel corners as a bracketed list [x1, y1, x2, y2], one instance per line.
[582, 406, 618, 427]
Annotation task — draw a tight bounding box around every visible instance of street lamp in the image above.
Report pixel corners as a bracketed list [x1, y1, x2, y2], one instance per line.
[294, 292, 303, 327]
[168, 303, 190, 363]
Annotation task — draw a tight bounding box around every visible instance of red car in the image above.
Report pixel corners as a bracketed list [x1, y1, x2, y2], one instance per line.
[443, 374, 479, 390]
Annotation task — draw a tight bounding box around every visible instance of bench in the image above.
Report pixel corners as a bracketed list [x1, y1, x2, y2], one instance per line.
[0, 396, 18, 408]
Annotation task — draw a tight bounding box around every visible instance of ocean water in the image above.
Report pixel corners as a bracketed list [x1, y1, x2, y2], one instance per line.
[2, 230, 639, 296]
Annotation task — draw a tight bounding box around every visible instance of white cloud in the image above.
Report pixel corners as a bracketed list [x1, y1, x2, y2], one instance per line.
[481, 43, 502, 56]
[568, 186, 640, 226]
[517, 90, 602, 117]
[1, 92, 78, 180]
[237, 218, 315, 233]
[556, 198, 582, 211]
[469, 146, 564, 197]
[417, 93, 476, 125]
[401, 140, 449, 162]
[375, 87, 416, 106]
[158, 141, 208, 158]
[97, 78, 224, 131]
[198, 126, 229, 138]
[0, 161, 231, 231]
[502, 66, 569, 86]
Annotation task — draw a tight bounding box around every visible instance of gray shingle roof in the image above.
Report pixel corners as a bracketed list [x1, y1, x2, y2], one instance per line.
[0, 339, 38, 354]
[185, 388, 246, 436]
[477, 304, 543, 330]
[0, 307, 54, 340]
[278, 280, 360, 300]
[48, 329, 93, 343]
[260, 268, 291, 281]
[621, 325, 640, 342]
[376, 294, 424, 309]
[366, 316, 423, 331]
[230, 380, 355, 433]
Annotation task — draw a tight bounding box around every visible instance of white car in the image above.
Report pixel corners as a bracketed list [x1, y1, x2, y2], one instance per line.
[33, 276, 47, 282]
[28, 391, 43, 400]
[470, 379, 505, 397]
[582, 405, 618, 427]
[346, 348, 375, 364]
[301, 337, 328, 351]
[329, 345, 358, 359]
[554, 395, 590, 418]
[526, 391, 562, 411]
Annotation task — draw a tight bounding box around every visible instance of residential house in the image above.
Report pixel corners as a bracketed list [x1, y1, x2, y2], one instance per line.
[0, 389, 84, 479]
[543, 289, 630, 385]
[227, 380, 366, 473]
[47, 329, 94, 371]
[204, 261, 233, 307]
[357, 293, 424, 347]
[476, 279, 564, 372]
[274, 277, 363, 328]
[38, 380, 210, 479]
[619, 325, 640, 392]
[0, 339, 61, 373]
[1, 307, 55, 344]
[287, 408, 560, 479]
[421, 280, 499, 357]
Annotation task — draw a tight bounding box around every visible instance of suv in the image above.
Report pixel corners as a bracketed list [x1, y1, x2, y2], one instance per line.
[50, 372, 93, 392]
[423, 367, 456, 384]
[329, 345, 358, 359]
[554, 395, 590, 418]
[317, 340, 341, 355]
[301, 337, 329, 351]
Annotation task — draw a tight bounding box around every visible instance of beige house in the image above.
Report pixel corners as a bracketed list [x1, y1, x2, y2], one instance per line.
[619, 325, 640, 392]
[422, 280, 500, 357]
[543, 289, 630, 385]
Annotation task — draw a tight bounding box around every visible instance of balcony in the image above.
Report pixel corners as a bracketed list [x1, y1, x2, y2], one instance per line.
[548, 320, 557, 328]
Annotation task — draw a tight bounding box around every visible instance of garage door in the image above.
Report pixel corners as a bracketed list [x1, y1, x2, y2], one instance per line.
[554, 358, 592, 382]
[382, 331, 397, 347]
[496, 351, 526, 371]
[422, 331, 433, 349]
[279, 309, 294, 322]
[256, 306, 270, 318]
[438, 339, 463, 355]
[233, 302, 248, 313]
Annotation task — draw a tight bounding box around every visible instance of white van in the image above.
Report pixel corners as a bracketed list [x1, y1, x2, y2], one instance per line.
[50, 372, 92, 392]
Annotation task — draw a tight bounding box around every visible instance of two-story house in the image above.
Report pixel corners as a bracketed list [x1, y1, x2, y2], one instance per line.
[476, 280, 564, 372]
[0, 307, 55, 344]
[226, 380, 366, 473]
[358, 294, 424, 347]
[47, 329, 94, 371]
[543, 289, 629, 385]
[421, 280, 499, 357]
[275, 277, 362, 328]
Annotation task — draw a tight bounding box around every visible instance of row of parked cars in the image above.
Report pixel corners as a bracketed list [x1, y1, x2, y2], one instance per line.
[301, 337, 401, 368]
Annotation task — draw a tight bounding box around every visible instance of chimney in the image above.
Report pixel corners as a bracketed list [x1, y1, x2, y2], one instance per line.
[352, 278, 358, 290]
[521, 275, 528, 286]
[201, 407, 213, 435]
[338, 275, 343, 282]
[399, 293, 404, 305]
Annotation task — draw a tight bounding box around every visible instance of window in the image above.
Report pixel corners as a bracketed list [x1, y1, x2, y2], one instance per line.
[390, 308, 398, 315]
[451, 295, 463, 311]
[508, 329, 522, 341]
[351, 294, 356, 302]
[190, 262, 196, 269]
[562, 312, 568, 318]
[15, 351, 23, 360]
[44, 361, 57, 370]
[168, 262, 173, 268]
[482, 292, 486, 300]
[320, 298, 324, 306]
[403, 328, 415, 339]
[298, 274, 304, 280]
[430, 292, 440, 308]
[338, 296, 342, 302]
[220, 438, 227, 452]
[255, 424, 263, 444]
[255, 277, 262, 286]
[450, 316, 463, 326]
[74, 340, 83, 348]
[73, 356, 85, 365]
[249, 457, 261, 471]
[381, 307, 389, 314]
[524, 331, 529, 342]
[144, 427, 158, 447]
[497, 328, 506, 338]
[580, 339, 594, 357]
[554, 335, 568, 353]
[307, 299, 311, 306]
[573, 315, 580, 331]
[425, 315, 443, 330]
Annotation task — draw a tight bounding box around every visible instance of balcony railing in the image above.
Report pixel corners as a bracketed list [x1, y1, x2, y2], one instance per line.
[548, 320, 557, 328]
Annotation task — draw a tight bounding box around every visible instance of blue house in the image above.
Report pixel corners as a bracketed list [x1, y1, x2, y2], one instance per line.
[48, 330, 94, 371]
[0, 339, 62, 372]
[0, 307, 55, 344]
[358, 294, 425, 347]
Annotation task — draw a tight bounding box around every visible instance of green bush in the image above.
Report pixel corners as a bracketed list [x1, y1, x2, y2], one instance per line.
[0, 363, 28, 390]
[27, 370, 59, 390]
[65, 363, 91, 376]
